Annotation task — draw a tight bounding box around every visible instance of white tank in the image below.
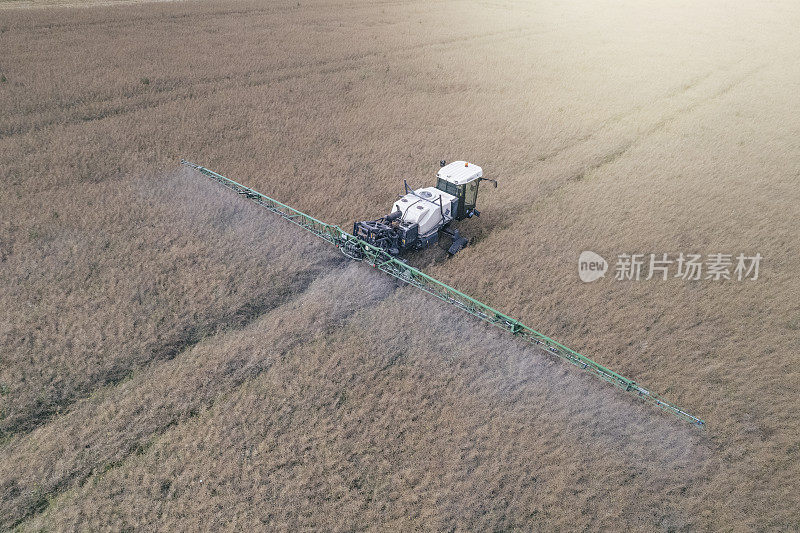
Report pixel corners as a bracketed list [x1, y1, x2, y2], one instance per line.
[391, 187, 456, 237]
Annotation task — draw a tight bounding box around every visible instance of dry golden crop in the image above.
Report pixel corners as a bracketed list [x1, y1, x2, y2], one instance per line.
[1, 0, 798, 529]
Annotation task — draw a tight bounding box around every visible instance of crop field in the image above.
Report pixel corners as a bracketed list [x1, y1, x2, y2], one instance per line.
[1, 0, 799, 529]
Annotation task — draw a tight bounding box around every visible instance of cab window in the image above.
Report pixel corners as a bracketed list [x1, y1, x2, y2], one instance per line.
[464, 181, 478, 207]
[436, 178, 462, 198]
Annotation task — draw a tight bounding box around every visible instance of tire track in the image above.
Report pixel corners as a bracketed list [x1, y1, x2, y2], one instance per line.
[0, 25, 547, 139]
[4, 0, 453, 24]
[534, 71, 716, 164]
[1, 263, 397, 529]
[0, 256, 342, 442]
[481, 61, 770, 243]
[566, 62, 768, 183]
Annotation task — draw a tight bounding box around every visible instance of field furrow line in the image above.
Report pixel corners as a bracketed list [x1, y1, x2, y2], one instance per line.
[1, 262, 397, 529]
[0, 253, 344, 443]
[0, 26, 547, 139]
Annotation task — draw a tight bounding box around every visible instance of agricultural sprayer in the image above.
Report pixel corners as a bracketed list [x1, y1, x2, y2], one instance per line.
[353, 160, 496, 256]
[181, 159, 704, 426]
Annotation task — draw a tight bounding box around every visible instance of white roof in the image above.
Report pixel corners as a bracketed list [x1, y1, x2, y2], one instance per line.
[437, 161, 483, 185]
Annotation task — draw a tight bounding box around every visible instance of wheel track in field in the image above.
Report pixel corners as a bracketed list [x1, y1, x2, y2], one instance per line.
[564, 62, 768, 185]
[532, 71, 717, 165]
[0, 253, 343, 443]
[491, 60, 770, 213]
[4, 0, 456, 22]
[1, 261, 398, 530]
[0, 265, 334, 526]
[0, 25, 554, 139]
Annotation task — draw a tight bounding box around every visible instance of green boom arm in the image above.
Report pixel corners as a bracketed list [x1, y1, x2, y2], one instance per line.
[181, 160, 704, 426]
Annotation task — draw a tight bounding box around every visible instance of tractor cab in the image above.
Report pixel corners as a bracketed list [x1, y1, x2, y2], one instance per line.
[435, 160, 493, 220]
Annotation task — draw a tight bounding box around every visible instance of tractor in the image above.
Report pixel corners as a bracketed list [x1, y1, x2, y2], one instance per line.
[353, 160, 496, 256]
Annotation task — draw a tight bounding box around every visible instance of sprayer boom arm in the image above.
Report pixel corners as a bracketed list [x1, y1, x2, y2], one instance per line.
[181, 159, 704, 426]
